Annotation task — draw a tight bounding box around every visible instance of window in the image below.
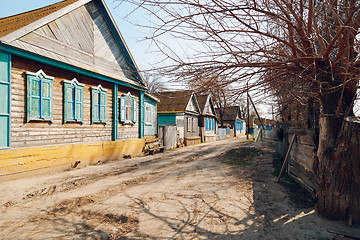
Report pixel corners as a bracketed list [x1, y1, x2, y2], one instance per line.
[205, 117, 215, 131]
[27, 70, 53, 122]
[91, 85, 107, 124]
[187, 117, 191, 132]
[64, 79, 84, 123]
[192, 117, 197, 132]
[120, 92, 137, 124]
[145, 103, 155, 125]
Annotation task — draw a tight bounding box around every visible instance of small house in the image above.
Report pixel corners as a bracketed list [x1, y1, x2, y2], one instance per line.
[221, 106, 246, 137]
[197, 94, 219, 142]
[0, 0, 152, 177]
[155, 91, 201, 147]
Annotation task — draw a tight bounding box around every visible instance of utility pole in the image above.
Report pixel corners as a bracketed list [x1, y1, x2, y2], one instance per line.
[247, 85, 250, 139]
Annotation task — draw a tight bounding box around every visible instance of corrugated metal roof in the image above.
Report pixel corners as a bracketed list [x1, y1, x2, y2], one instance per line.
[0, 0, 78, 38]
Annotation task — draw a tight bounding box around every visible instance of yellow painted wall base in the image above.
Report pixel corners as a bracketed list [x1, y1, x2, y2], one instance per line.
[0, 139, 145, 178]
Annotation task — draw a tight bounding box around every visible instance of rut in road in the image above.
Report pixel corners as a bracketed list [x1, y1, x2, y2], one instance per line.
[0, 138, 245, 239]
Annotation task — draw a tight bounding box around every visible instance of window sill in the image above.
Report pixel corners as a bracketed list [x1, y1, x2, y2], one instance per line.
[92, 121, 106, 125]
[121, 121, 135, 126]
[64, 120, 83, 124]
[27, 119, 53, 123]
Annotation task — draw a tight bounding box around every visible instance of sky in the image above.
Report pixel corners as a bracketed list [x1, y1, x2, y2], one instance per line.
[3, 1, 356, 117]
[0, 0, 156, 73]
[0, 0, 275, 117]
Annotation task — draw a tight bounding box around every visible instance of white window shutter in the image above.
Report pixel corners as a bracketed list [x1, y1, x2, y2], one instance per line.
[120, 96, 125, 122]
[133, 98, 137, 123]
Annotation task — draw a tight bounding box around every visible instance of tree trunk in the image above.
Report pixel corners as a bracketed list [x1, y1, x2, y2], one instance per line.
[316, 116, 360, 223]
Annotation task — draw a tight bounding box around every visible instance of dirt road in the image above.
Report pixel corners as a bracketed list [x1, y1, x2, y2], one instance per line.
[0, 138, 358, 239]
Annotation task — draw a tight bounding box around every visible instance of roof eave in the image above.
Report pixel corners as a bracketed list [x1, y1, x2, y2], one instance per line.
[0, 0, 92, 43]
[95, 0, 146, 87]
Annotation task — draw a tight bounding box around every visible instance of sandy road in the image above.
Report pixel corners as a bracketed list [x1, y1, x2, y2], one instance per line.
[0, 137, 358, 239]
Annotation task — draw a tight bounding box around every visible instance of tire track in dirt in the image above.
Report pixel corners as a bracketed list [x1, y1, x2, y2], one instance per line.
[1, 140, 243, 239]
[2, 143, 226, 209]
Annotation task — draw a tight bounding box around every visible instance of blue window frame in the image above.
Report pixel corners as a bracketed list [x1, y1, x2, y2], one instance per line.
[91, 85, 107, 124]
[0, 52, 11, 149]
[120, 92, 137, 124]
[205, 117, 215, 131]
[64, 78, 84, 123]
[26, 70, 53, 122]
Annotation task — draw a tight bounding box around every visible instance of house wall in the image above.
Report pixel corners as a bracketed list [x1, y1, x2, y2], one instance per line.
[144, 95, 157, 136]
[184, 114, 200, 145]
[0, 55, 145, 177]
[234, 119, 246, 137]
[184, 114, 199, 138]
[0, 138, 145, 178]
[10, 2, 140, 85]
[158, 113, 176, 126]
[176, 114, 185, 141]
[11, 56, 140, 148]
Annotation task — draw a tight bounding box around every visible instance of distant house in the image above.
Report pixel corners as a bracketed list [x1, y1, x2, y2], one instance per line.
[0, 0, 152, 177]
[197, 94, 219, 142]
[155, 91, 201, 146]
[221, 106, 246, 137]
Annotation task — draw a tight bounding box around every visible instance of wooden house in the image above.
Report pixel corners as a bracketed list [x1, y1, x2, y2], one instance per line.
[197, 94, 219, 142]
[155, 91, 201, 146]
[221, 106, 246, 137]
[0, 0, 154, 177]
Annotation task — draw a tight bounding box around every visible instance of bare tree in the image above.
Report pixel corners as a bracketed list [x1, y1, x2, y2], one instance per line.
[143, 74, 167, 94]
[188, 74, 242, 126]
[118, 0, 360, 222]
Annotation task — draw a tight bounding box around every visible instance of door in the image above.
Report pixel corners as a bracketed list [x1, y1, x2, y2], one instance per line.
[0, 52, 10, 148]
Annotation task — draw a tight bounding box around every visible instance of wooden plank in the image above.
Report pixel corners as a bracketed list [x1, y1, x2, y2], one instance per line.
[288, 172, 317, 197]
[10, 57, 122, 149]
[288, 159, 318, 191]
[288, 129, 315, 146]
[1, 0, 92, 42]
[290, 143, 316, 171]
[277, 134, 296, 182]
[327, 229, 360, 240]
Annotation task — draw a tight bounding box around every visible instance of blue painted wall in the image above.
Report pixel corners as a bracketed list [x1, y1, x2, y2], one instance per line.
[158, 113, 176, 126]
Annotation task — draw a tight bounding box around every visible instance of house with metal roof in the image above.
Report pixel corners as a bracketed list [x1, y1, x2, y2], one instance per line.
[197, 94, 219, 142]
[0, 0, 155, 177]
[154, 91, 201, 147]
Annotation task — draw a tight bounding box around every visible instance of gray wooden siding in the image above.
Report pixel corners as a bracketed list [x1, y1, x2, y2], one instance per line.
[184, 114, 199, 138]
[10, 56, 139, 148]
[10, 2, 139, 87]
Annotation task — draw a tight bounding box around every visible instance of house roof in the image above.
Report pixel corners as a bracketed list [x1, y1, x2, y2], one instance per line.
[0, 0, 78, 38]
[154, 90, 195, 113]
[220, 106, 241, 121]
[0, 0, 146, 89]
[197, 95, 208, 113]
[145, 92, 160, 102]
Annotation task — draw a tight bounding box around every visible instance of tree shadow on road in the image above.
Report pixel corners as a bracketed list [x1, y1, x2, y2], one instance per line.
[116, 141, 359, 240]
